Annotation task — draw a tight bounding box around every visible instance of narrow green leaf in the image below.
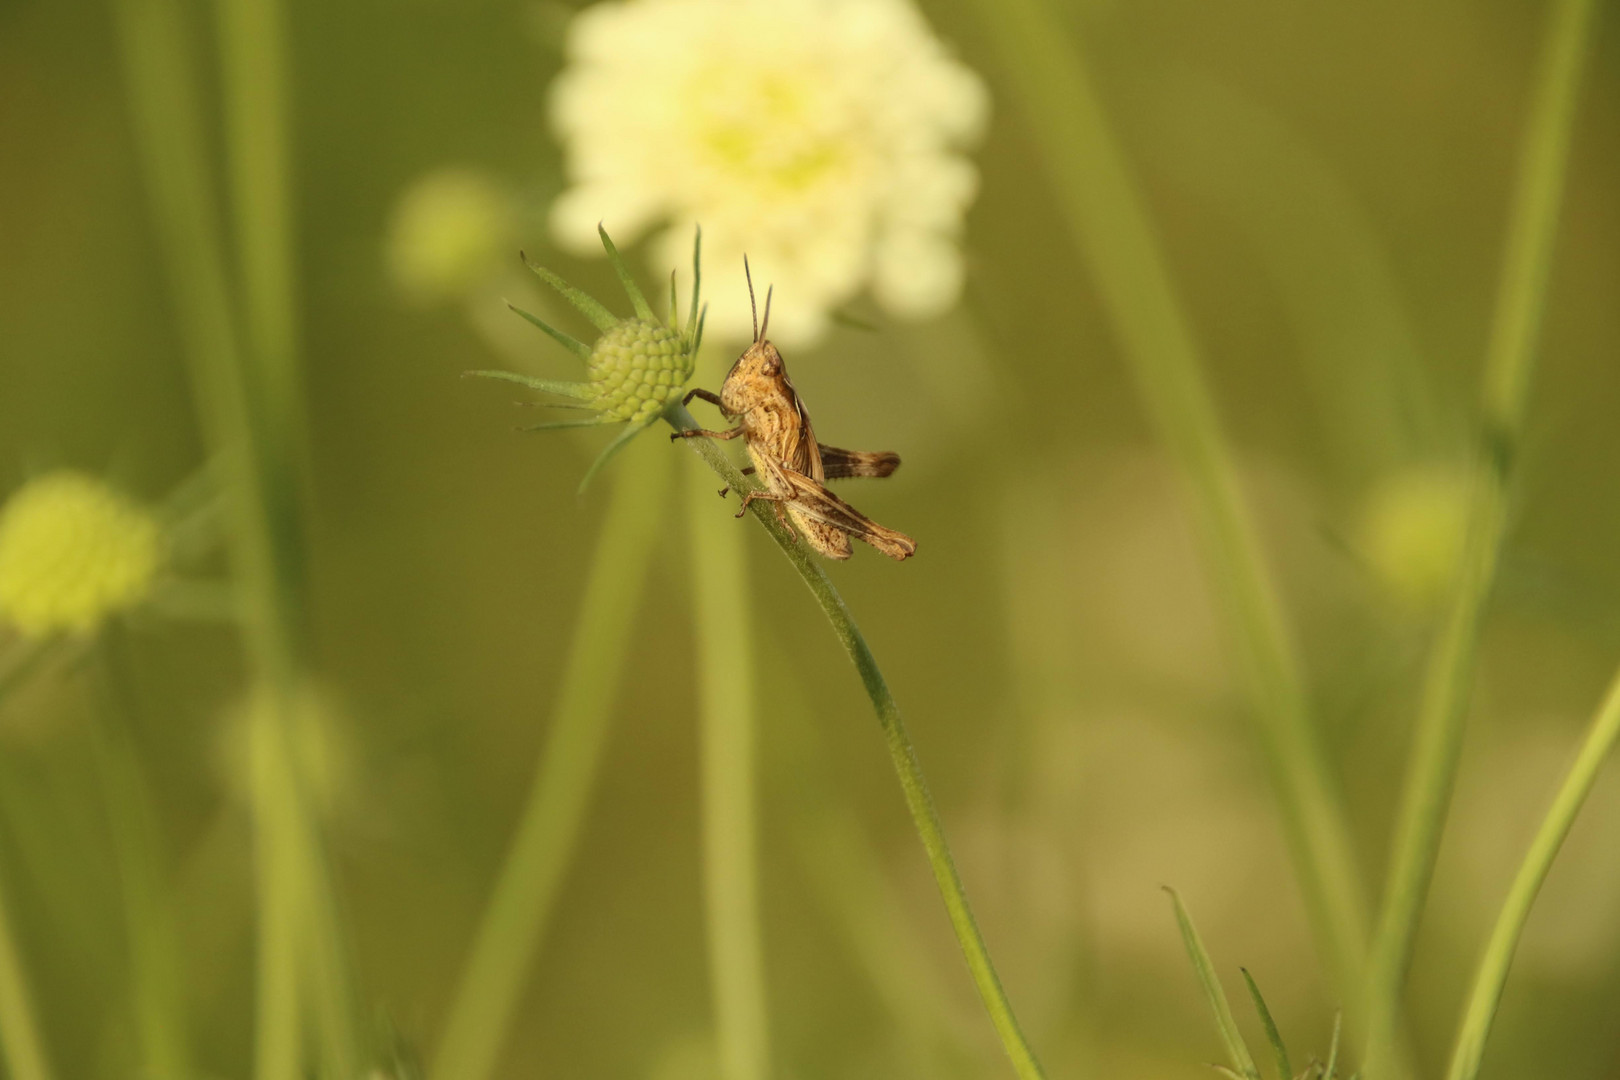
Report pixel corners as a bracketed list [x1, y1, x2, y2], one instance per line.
[693, 302, 709, 357]
[1240, 968, 1292, 1080]
[1323, 1012, 1341, 1079]
[521, 254, 618, 331]
[1212, 1067, 1247, 1080]
[597, 224, 654, 321]
[506, 302, 591, 358]
[463, 370, 595, 400]
[519, 419, 609, 432]
[1166, 888, 1260, 1080]
[577, 419, 649, 494]
[688, 224, 703, 341]
[667, 270, 679, 331]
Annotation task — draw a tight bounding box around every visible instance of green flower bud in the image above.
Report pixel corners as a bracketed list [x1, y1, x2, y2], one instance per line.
[588, 317, 694, 422]
[466, 224, 708, 491]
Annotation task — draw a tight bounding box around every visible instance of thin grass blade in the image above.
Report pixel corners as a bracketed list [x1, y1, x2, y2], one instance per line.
[463, 370, 595, 400]
[687, 224, 702, 342]
[693, 302, 709, 356]
[521, 254, 618, 331]
[519, 419, 609, 432]
[1166, 888, 1259, 1080]
[577, 420, 649, 494]
[597, 224, 654, 320]
[1241, 968, 1292, 1080]
[1324, 1012, 1342, 1079]
[506, 302, 591, 358]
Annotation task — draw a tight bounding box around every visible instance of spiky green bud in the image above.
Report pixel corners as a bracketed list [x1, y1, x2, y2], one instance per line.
[466, 224, 707, 492]
[589, 317, 694, 423]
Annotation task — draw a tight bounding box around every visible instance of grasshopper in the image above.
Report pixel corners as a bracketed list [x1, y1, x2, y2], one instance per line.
[672, 264, 917, 561]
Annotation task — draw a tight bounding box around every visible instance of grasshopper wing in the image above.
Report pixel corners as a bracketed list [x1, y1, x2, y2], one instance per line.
[818, 445, 901, 480]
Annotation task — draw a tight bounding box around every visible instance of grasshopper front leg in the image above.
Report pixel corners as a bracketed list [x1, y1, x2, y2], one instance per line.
[683, 387, 728, 413]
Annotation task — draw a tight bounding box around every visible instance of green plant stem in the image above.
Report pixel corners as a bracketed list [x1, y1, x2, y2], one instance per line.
[215, 0, 312, 621]
[108, 0, 334, 1074]
[0, 851, 52, 1080]
[977, 0, 1369, 1003]
[1445, 663, 1620, 1080]
[1362, 1, 1598, 1073]
[432, 437, 671, 1080]
[88, 631, 192, 1080]
[247, 689, 308, 1080]
[667, 405, 1046, 1080]
[768, 646, 976, 1076]
[688, 453, 771, 1079]
[213, 0, 362, 1051]
[0, 634, 68, 1080]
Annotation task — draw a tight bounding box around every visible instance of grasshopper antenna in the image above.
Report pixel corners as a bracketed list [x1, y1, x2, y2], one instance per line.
[759, 285, 773, 342]
[744, 256, 759, 342]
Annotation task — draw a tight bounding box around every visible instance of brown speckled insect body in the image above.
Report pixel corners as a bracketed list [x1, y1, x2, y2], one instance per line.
[673, 265, 916, 561]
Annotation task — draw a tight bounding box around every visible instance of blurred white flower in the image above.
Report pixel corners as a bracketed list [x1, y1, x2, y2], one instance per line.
[548, 0, 988, 344]
[387, 168, 517, 303]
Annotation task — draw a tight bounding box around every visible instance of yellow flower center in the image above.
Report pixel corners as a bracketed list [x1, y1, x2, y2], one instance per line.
[0, 470, 164, 638]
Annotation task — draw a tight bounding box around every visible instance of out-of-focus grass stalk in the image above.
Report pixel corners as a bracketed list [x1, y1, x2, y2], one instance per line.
[668, 405, 1047, 1080]
[213, 0, 366, 1070]
[215, 0, 311, 611]
[768, 648, 976, 1076]
[1364, 0, 1599, 1073]
[246, 692, 308, 1080]
[109, 0, 340, 1075]
[687, 451, 771, 1079]
[1445, 663, 1620, 1080]
[0, 641, 57, 1080]
[89, 631, 192, 1080]
[432, 438, 670, 1080]
[977, 0, 1369, 1002]
[0, 858, 52, 1080]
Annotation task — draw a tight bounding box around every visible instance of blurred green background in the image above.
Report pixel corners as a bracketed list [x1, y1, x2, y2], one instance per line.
[2, 0, 1618, 1077]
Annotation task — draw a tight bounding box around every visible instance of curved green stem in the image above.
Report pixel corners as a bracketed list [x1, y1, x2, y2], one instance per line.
[1445, 663, 1620, 1080]
[0, 858, 52, 1080]
[688, 454, 771, 1080]
[431, 437, 671, 1080]
[0, 642, 57, 1080]
[1362, 1, 1599, 1073]
[976, 0, 1368, 1006]
[667, 405, 1047, 1080]
[88, 632, 193, 1080]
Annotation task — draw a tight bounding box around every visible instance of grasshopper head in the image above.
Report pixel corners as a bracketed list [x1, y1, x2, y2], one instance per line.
[720, 256, 786, 411]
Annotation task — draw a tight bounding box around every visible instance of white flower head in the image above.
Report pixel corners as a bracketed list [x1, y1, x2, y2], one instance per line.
[549, 0, 988, 345]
